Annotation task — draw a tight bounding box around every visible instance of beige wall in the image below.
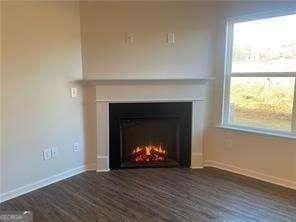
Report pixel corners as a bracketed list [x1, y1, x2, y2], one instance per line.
[1, 1, 87, 195]
[205, 1, 296, 186]
[80, 1, 219, 166]
[80, 1, 218, 79]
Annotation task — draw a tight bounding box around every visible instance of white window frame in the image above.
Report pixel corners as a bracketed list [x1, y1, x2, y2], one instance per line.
[222, 9, 296, 138]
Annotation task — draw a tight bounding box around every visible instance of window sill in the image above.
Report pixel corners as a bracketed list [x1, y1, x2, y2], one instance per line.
[217, 125, 296, 140]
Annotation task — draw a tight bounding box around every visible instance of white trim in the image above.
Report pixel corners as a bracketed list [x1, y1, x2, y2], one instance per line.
[217, 125, 296, 140]
[190, 166, 204, 169]
[231, 72, 296, 77]
[221, 17, 233, 125]
[191, 100, 205, 169]
[96, 98, 206, 103]
[96, 102, 109, 172]
[222, 10, 296, 133]
[85, 73, 215, 81]
[96, 169, 110, 173]
[96, 155, 109, 172]
[191, 153, 204, 169]
[95, 83, 208, 103]
[0, 163, 96, 203]
[97, 155, 108, 159]
[227, 7, 296, 24]
[204, 160, 296, 190]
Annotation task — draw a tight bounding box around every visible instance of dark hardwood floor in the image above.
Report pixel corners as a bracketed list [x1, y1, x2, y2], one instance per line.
[1, 167, 295, 222]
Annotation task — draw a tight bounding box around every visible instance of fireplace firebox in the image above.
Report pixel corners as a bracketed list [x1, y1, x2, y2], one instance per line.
[120, 117, 180, 168]
[109, 102, 192, 169]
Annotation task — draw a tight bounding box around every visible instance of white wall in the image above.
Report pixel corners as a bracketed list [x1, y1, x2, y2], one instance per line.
[205, 1, 296, 188]
[1, 1, 87, 196]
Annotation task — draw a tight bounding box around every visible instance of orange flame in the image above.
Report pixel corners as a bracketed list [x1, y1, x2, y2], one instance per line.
[130, 144, 167, 163]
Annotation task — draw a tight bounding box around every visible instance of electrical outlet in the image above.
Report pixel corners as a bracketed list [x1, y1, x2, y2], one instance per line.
[73, 142, 79, 152]
[225, 138, 233, 149]
[167, 32, 175, 44]
[51, 147, 59, 159]
[70, 87, 78, 98]
[43, 148, 52, 160]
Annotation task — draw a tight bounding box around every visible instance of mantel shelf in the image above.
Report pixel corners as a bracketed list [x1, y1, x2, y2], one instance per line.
[81, 75, 215, 85]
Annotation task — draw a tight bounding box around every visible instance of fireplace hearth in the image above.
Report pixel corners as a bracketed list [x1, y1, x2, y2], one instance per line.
[109, 102, 192, 169]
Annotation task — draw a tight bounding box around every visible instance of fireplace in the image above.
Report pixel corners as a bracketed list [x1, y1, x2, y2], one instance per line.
[109, 102, 192, 169]
[120, 117, 180, 168]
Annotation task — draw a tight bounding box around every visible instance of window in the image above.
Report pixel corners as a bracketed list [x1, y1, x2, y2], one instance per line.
[223, 11, 296, 136]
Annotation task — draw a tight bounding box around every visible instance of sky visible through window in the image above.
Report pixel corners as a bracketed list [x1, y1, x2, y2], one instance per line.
[232, 13, 296, 73]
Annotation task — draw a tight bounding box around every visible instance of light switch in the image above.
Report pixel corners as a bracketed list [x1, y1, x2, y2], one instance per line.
[126, 33, 135, 44]
[73, 142, 79, 152]
[70, 87, 77, 98]
[167, 32, 175, 44]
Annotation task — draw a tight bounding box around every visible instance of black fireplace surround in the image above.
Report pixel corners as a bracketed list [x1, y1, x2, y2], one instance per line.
[109, 102, 192, 169]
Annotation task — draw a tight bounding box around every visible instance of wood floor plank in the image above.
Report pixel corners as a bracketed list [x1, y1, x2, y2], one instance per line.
[1, 167, 295, 222]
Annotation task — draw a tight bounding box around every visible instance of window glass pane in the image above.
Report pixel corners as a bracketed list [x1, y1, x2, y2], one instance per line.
[229, 77, 295, 131]
[232, 14, 296, 73]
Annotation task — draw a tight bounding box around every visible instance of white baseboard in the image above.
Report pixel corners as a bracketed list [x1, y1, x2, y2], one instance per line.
[204, 160, 296, 190]
[2, 161, 294, 203]
[97, 156, 109, 172]
[0, 163, 96, 203]
[96, 169, 110, 172]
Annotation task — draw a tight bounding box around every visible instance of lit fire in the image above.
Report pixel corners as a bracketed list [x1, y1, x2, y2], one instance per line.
[130, 144, 167, 163]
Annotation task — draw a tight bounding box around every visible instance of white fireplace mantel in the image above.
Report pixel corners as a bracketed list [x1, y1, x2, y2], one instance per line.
[84, 73, 215, 81]
[93, 79, 211, 171]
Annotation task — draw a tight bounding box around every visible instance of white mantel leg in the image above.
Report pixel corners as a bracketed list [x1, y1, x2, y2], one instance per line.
[191, 100, 205, 168]
[96, 102, 110, 171]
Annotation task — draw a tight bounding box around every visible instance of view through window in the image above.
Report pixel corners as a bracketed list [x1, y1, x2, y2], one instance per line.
[224, 12, 296, 133]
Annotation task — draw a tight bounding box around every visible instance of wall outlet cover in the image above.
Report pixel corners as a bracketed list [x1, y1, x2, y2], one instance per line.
[125, 33, 135, 44]
[73, 142, 79, 152]
[167, 32, 175, 44]
[51, 147, 59, 159]
[70, 87, 78, 98]
[43, 148, 52, 160]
